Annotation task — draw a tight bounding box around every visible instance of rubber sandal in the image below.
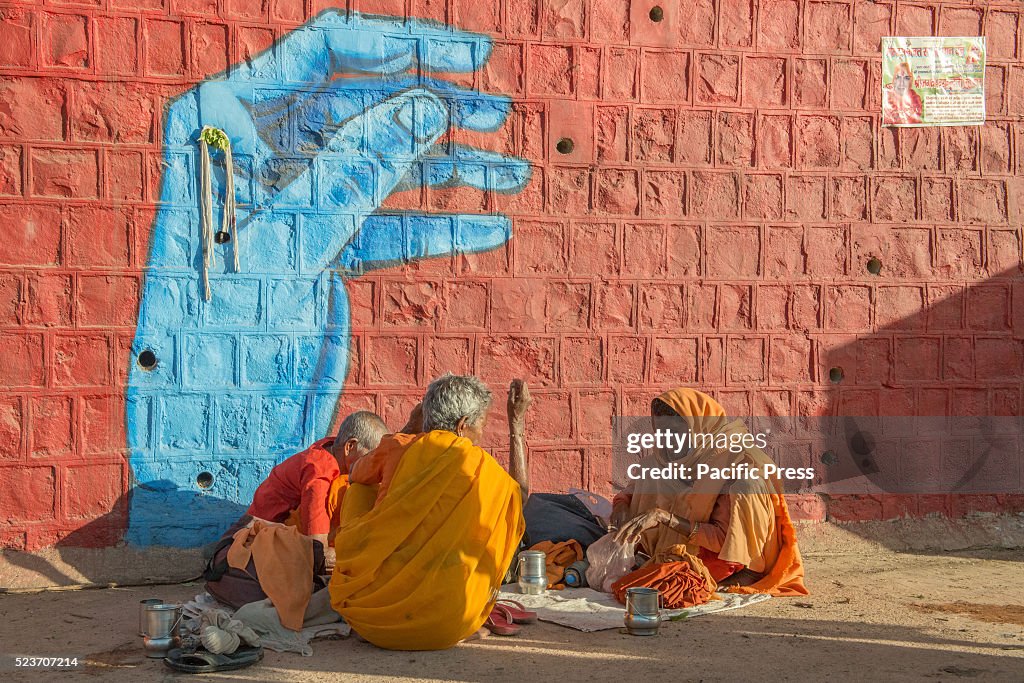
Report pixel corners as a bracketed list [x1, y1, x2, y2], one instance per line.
[484, 606, 520, 636]
[496, 599, 538, 624]
[163, 646, 263, 674]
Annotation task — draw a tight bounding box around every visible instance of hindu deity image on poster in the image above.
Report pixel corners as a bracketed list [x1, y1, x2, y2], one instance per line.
[881, 37, 986, 127]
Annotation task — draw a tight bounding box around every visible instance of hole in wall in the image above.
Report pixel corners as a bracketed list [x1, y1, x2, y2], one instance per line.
[866, 257, 882, 275]
[829, 366, 845, 384]
[214, 231, 231, 244]
[649, 5, 664, 22]
[820, 450, 837, 466]
[850, 431, 875, 456]
[556, 137, 575, 155]
[137, 350, 158, 371]
[196, 472, 215, 489]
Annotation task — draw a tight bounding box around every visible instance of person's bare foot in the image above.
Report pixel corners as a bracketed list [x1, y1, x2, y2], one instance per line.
[461, 627, 490, 643]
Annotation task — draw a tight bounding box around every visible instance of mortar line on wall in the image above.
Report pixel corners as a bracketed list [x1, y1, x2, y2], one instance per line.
[712, 0, 722, 51]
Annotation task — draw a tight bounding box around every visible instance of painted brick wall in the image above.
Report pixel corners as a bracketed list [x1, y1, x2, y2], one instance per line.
[1, 0, 1024, 551]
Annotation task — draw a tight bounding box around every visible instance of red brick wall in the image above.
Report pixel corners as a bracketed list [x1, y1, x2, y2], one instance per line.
[2, 0, 1024, 551]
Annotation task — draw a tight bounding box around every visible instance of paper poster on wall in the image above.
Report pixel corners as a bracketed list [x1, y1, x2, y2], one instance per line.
[881, 37, 985, 127]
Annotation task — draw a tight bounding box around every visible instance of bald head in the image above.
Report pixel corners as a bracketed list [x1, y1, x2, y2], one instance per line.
[332, 410, 388, 470]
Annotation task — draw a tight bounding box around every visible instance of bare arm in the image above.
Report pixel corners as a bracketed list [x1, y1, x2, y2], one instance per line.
[614, 508, 696, 545]
[507, 379, 532, 502]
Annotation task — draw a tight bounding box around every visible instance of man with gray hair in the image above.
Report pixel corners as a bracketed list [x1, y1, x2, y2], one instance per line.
[331, 373, 532, 649]
[416, 373, 532, 501]
[348, 373, 531, 506]
[331, 410, 391, 476]
[204, 409, 388, 607]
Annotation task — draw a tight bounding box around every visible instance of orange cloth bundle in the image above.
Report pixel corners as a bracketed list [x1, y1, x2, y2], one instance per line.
[611, 556, 717, 609]
[226, 521, 313, 631]
[529, 540, 583, 590]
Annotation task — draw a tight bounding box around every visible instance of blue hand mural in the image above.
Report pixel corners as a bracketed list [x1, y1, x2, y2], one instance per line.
[127, 11, 530, 546]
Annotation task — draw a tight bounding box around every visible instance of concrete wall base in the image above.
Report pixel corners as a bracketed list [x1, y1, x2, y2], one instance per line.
[4, 513, 1024, 591]
[1, 545, 205, 592]
[797, 513, 1024, 556]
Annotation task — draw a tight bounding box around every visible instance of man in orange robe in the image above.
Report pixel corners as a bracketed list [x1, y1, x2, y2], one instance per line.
[329, 374, 527, 650]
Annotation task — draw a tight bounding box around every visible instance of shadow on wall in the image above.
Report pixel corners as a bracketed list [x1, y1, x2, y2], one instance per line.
[814, 263, 1024, 524]
[1, 481, 244, 588]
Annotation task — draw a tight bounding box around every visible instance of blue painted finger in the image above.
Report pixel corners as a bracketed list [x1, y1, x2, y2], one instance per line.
[317, 88, 450, 208]
[453, 213, 513, 254]
[347, 13, 493, 73]
[336, 212, 511, 274]
[251, 83, 515, 220]
[285, 75, 511, 151]
[421, 144, 531, 192]
[233, 10, 492, 85]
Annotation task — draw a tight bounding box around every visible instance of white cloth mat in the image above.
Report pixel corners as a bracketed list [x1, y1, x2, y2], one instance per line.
[498, 585, 771, 632]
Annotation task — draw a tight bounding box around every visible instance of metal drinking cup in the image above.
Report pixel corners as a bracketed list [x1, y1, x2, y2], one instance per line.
[141, 603, 182, 657]
[624, 587, 661, 636]
[517, 550, 548, 595]
[138, 598, 163, 636]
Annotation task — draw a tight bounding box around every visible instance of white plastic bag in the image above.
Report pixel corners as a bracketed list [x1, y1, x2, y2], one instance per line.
[584, 532, 636, 593]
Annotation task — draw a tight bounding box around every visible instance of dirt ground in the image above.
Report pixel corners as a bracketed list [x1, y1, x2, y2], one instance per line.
[2, 546, 1023, 682]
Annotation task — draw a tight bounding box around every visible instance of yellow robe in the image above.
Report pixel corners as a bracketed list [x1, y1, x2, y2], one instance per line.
[329, 430, 524, 650]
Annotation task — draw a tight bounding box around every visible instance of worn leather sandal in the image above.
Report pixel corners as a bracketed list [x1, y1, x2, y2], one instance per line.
[164, 646, 263, 673]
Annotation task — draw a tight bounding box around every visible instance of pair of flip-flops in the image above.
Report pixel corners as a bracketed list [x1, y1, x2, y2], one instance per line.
[164, 646, 263, 673]
[484, 599, 538, 636]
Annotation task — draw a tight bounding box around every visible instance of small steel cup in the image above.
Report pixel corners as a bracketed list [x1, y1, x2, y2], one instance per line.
[517, 550, 547, 595]
[142, 603, 181, 638]
[624, 587, 661, 636]
[138, 598, 163, 636]
[141, 603, 183, 658]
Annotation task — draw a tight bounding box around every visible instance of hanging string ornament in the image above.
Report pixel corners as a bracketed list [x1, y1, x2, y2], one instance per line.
[197, 125, 239, 301]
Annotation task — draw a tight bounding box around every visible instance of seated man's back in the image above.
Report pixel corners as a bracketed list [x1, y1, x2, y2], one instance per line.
[249, 438, 339, 538]
[330, 374, 525, 650]
[204, 411, 388, 608]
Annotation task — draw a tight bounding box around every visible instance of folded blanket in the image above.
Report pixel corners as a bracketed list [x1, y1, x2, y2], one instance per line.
[611, 554, 717, 609]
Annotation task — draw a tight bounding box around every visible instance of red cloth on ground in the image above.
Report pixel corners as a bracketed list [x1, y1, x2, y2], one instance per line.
[698, 546, 745, 582]
[248, 438, 340, 536]
[611, 557, 717, 609]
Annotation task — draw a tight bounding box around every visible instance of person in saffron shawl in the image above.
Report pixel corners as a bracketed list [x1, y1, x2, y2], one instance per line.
[611, 388, 808, 596]
[883, 62, 924, 125]
[329, 374, 527, 650]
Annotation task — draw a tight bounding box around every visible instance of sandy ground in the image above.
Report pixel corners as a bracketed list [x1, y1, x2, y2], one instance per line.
[1, 547, 1023, 682]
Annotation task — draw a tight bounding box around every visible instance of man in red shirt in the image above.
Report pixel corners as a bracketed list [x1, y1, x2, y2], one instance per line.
[248, 410, 388, 564]
[205, 410, 388, 607]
